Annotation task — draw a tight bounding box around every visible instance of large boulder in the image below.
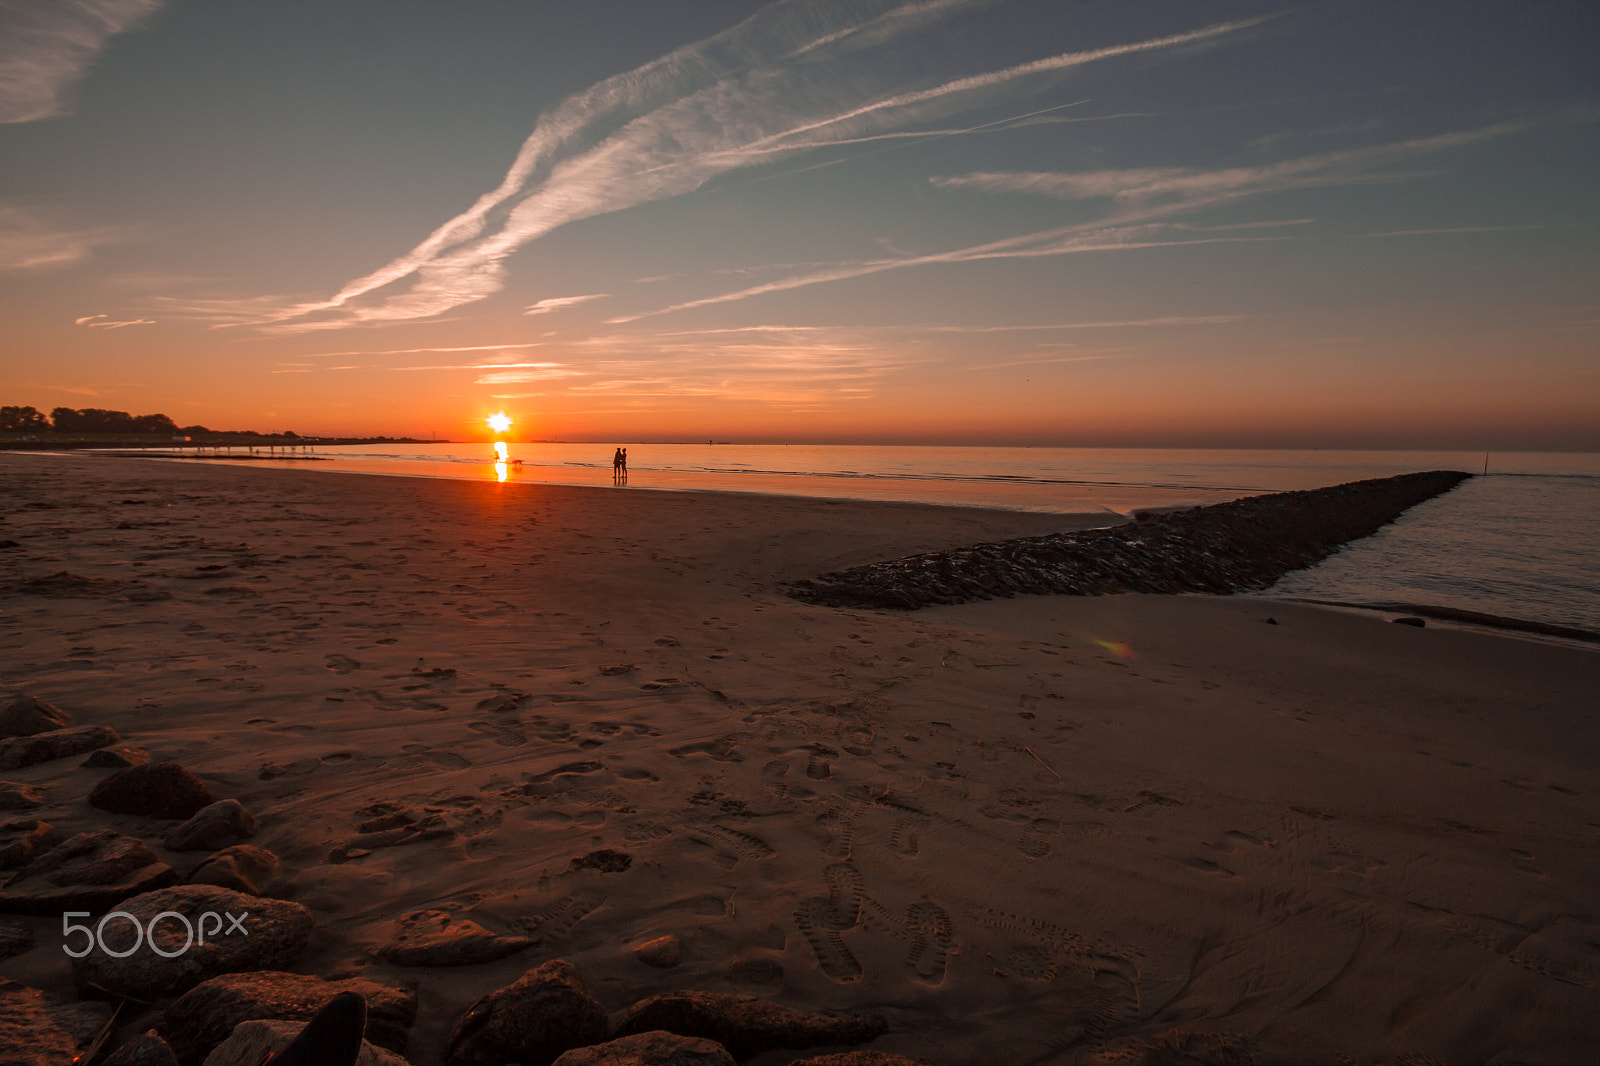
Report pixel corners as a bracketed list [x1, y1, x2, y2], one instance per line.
[0, 819, 61, 870]
[0, 696, 69, 738]
[187, 845, 278, 895]
[103, 1030, 181, 1066]
[84, 746, 151, 769]
[72, 885, 312, 999]
[378, 909, 533, 967]
[157, 972, 416, 1066]
[0, 725, 119, 770]
[446, 959, 608, 1066]
[89, 762, 213, 819]
[551, 1031, 736, 1066]
[0, 979, 80, 1066]
[163, 800, 256, 852]
[0, 918, 32, 960]
[0, 782, 44, 811]
[0, 828, 177, 914]
[199, 1019, 409, 1066]
[612, 993, 888, 1061]
[0, 978, 113, 1066]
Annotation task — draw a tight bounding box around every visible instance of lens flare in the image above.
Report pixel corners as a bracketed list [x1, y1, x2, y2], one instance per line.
[486, 411, 513, 434]
[1091, 637, 1135, 659]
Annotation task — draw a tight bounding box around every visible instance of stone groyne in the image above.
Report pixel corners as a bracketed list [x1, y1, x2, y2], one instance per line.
[789, 470, 1472, 610]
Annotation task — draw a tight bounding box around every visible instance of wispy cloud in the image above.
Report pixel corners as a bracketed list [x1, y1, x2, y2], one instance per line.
[1362, 224, 1543, 238]
[613, 122, 1523, 319]
[524, 293, 609, 315]
[474, 367, 586, 385]
[271, 359, 564, 375]
[930, 124, 1525, 206]
[0, 203, 120, 270]
[0, 0, 164, 123]
[74, 313, 154, 329]
[239, 4, 1264, 332]
[611, 227, 1281, 322]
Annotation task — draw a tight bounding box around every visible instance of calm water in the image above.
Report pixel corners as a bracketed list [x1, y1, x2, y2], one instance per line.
[135, 443, 1599, 635]
[1267, 471, 1600, 635]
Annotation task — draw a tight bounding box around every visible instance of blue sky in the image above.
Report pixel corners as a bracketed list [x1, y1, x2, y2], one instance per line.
[2, 0, 1596, 445]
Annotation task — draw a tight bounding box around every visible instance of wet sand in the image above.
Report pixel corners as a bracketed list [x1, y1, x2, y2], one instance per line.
[2, 451, 1597, 1064]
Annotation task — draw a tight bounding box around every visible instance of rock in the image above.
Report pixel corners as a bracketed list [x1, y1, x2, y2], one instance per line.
[793, 1049, 934, 1056]
[446, 958, 608, 1066]
[0, 828, 178, 914]
[83, 745, 151, 769]
[72, 885, 313, 999]
[791, 470, 1474, 610]
[378, 909, 533, 967]
[103, 1030, 181, 1066]
[551, 1031, 736, 1066]
[0, 819, 61, 870]
[89, 762, 213, 819]
[199, 1019, 408, 1066]
[1393, 616, 1426, 627]
[612, 993, 888, 1061]
[0, 725, 119, 771]
[0, 696, 70, 738]
[633, 935, 682, 969]
[0, 918, 32, 960]
[187, 845, 279, 895]
[164, 800, 257, 852]
[571, 848, 632, 873]
[0, 781, 45, 811]
[158, 972, 416, 1066]
[0, 979, 80, 1066]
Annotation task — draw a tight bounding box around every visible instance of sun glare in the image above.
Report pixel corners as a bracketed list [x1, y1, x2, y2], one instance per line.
[486, 411, 513, 434]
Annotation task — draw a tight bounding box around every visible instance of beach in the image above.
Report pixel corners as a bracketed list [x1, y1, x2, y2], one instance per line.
[2, 451, 1598, 1064]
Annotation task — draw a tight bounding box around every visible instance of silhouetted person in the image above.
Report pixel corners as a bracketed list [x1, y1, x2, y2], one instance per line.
[613, 447, 626, 483]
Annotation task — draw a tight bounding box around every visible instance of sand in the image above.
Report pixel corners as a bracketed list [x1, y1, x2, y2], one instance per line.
[2, 451, 1597, 1065]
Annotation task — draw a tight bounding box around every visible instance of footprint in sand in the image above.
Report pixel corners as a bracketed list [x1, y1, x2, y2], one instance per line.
[904, 900, 954, 985]
[324, 653, 360, 674]
[889, 821, 920, 858]
[1017, 833, 1052, 860]
[469, 720, 527, 747]
[815, 806, 855, 860]
[761, 759, 791, 795]
[804, 745, 837, 780]
[519, 888, 604, 945]
[669, 733, 751, 761]
[822, 863, 863, 926]
[692, 822, 776, 861]
[794, 862, 866, 983]
[795, 897, 862, 984]
[622, 821, 672, 843]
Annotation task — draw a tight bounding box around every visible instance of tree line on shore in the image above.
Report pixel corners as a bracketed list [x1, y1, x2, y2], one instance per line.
[0, 405, 301, 440]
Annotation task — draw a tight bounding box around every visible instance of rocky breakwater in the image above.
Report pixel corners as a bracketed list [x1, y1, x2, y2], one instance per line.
[790, 470, 1472, 610]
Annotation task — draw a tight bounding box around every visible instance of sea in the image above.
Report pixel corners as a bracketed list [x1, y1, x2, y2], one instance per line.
[134, 442, 1600, 639]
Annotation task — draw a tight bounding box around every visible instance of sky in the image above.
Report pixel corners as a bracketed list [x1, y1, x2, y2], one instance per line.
[1, 0, 1596, 448]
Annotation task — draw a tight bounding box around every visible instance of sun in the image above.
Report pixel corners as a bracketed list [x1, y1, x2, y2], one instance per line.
[485, 411, 513, 435]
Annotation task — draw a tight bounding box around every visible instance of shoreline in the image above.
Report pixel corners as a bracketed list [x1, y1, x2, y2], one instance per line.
[2, 452, 1597, 1064]
[6, 451, 1587, 647]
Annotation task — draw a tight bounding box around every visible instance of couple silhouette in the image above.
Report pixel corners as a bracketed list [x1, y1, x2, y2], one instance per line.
[612, 447, 628, 483]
